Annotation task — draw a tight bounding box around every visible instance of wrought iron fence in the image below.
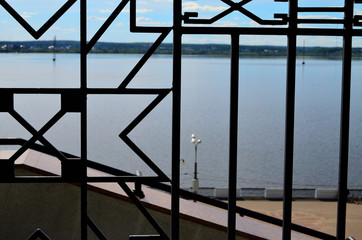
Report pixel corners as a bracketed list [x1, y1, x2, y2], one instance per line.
[0, 0, 361, 239]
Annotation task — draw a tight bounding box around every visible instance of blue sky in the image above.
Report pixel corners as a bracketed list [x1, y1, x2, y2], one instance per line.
[0, 0, 361, 46]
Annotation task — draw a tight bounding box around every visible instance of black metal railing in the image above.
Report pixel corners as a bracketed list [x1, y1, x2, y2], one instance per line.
[0, 0, 361, 239]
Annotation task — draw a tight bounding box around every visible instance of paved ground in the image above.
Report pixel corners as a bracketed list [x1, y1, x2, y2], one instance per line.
[237, 200, 362, 239]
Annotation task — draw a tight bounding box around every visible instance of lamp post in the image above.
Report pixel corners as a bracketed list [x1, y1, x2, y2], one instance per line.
[191, 133, 201, 194]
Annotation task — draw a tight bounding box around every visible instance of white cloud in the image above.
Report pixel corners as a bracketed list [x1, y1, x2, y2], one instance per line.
[214, 20, 239, 27]
[21, 12, 37, 19]
[355, 9, 362, 15]
[136, 16, 160, 25]
[123, 8, 154, 13]
[53, 26, 77, 34]
[87, 16, 107, 21]
[182, 2, 227, 12]
[23, 12, 37, 15]
[154, 0, 172, 2]
[100, 9, 112, 14]
[135, 16, 171, 26]
[298, 14, 339, 20]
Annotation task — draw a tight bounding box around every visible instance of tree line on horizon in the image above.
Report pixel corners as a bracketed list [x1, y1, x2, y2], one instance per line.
[1, 40, 362, 57]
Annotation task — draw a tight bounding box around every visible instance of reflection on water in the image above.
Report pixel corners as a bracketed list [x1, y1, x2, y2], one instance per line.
[0, 53, 361, 189]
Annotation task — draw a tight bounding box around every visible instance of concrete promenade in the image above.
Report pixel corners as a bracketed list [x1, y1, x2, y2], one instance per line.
[237, 200, 362, 239]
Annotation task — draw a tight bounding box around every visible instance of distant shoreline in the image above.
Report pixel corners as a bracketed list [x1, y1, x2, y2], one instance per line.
[1, 40, 362, 57]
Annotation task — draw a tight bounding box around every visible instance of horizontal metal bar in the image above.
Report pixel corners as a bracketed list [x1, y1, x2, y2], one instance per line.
[130, 26, 171, 33]
[87, 88, 172, 95]
[181, 26, 357, 36]
[181, 26, 289, 35]
[0, 89, 78, 94]
[0, 88, 172, 95]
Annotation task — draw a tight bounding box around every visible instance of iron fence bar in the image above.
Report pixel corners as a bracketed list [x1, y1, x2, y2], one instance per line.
[87, 89, 171, 95]
[337, 1, 354, 239]
[118, 181, 170, 240]
[0, 89, 78, 94]
[0, 89, 172, 94]
[80, 0, 87, 239]
[5, 138, 336, 239]
[181, 27, 352, 36]
[282, 0, 297, 239]
[86, 0, 130, 54]
[119, 28, 172, 89]
[87, 216, 108, 240]
[131, 26, 171, 33]
[9, 109, 67, 162]
[27, 228, 52, 240]
[119, 91, 171, 181]
[171, 0, 182, 239]
[227, 33, 239, 240]
[36, 0, 77, 39]
[0, 0, 76, 39]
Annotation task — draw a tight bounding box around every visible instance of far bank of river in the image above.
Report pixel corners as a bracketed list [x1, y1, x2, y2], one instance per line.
[0, 53, 361, 189]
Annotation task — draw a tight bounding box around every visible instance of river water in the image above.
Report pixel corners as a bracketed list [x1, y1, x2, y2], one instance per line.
[0, 53, 361, 189]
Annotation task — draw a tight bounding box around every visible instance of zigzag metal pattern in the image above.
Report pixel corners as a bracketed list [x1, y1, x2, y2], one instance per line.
[0, 0, 173, 238]
[80, 0, 172, 181]
[86, 0, 130, 54]
[119, 90, 171, 181]
[0, 0, 77, 39]
[118, 181, 169, 239]
[183, 0, 362, 27]
[87, 216, 108, 240]
[27, 228, 52, 240]
[8, 109, 67, 162]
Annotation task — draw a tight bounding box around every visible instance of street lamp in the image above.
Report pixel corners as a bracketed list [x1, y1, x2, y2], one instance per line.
[191, 133, 201, 194]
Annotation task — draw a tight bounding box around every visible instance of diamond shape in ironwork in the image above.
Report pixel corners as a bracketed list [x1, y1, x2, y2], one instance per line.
[0, 0, 77, 39]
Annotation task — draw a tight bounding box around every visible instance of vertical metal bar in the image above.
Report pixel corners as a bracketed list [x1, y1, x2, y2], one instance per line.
[283, 1, 297, 239]
[228, 33, 239, 240]
[171, 0, 181, 239]
[337, 1, 353, 239]
[80, 0, 87, 239]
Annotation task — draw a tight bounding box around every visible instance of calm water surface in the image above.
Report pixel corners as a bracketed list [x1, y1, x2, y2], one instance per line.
[0, 53, 361, 189]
